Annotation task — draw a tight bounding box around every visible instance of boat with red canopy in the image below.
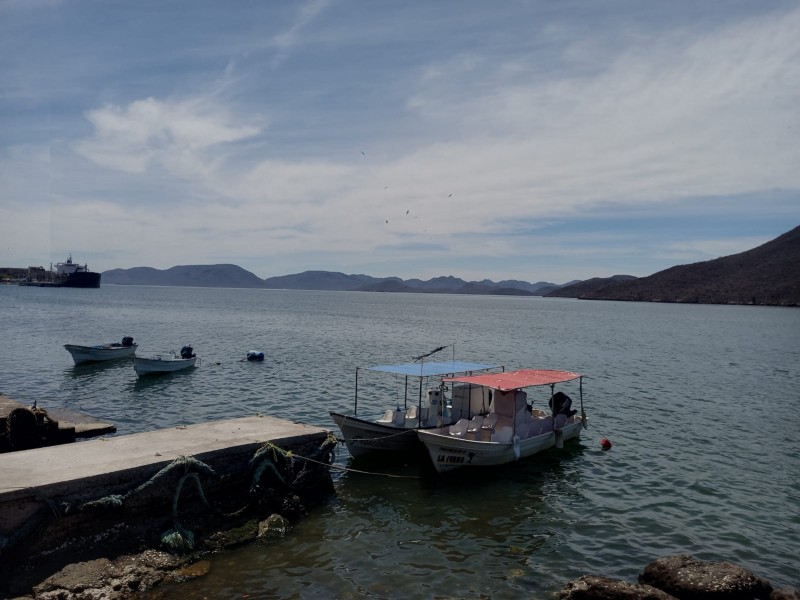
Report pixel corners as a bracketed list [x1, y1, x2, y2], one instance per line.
[416, 369, 587, 473]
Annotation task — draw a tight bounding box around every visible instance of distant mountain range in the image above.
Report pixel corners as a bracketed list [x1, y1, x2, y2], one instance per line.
[102, 265, 567, 296]
[100, 225, 800, 306]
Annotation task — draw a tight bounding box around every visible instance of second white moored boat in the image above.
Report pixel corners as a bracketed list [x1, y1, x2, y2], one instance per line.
[134, 344, 198, 376]
[417, 369, 587, 473]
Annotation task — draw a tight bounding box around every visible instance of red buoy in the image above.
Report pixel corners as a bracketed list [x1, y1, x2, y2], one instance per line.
[600, 437, 612, 450]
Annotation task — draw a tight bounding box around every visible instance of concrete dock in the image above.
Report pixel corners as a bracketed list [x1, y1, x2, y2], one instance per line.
[0, 415, 334, 596]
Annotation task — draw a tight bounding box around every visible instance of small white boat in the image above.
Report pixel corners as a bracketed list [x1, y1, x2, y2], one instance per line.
[64, 337, 137, 365]
[330, 349, 502, 458]
[134, 345, 198, 376]
[417, 369, 587, 473]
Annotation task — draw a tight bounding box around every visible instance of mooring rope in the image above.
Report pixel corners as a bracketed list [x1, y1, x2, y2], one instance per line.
[0, 431, 411, 558]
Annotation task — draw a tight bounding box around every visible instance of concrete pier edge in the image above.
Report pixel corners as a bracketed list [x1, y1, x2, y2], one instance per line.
[0, 415, 337, 597]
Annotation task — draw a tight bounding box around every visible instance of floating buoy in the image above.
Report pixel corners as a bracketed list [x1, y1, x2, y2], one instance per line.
[246, 350, 265, 362]
[600, 437, 613, 450]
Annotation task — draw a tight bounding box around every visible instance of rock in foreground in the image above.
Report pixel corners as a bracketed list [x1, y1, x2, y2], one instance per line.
[639, 554, 773, 600]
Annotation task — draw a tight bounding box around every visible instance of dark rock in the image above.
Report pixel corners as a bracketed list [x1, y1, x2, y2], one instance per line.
[639, 555, 773, 600]
[771, 588, 800, 600]
[257, 513, 290, 540]
[559, 575, 678, 599]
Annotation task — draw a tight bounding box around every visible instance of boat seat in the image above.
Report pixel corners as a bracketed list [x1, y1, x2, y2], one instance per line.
[392, 409, 406, 426]
[376, 409, 394, 424]
[406, 405, 418, 419]
[467, 415, 484, 433]
[554, 413, 568, 428]
[449, 419, 469, 436]
[481, 413, 498, 430]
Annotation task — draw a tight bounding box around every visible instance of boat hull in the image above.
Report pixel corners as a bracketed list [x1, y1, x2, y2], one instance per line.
[60, 271, 101, 288]
[330, 412, 426, 458]
[20, 272, 101, 288]
[418, 418, 584, 473]
[134, 355, 197, 376]
[64, 343, 137, 365]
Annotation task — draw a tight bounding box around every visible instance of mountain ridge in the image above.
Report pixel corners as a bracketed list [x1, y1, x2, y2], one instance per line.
[99, 225, 800, 306]
[547, 225, 800, 306]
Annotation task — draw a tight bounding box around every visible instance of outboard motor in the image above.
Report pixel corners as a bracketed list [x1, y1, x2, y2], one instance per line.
[549, 391, 577, 417]
[180, 345, 195, 359]
[246, 350, 265, 362]
[121, 336, 134, 347]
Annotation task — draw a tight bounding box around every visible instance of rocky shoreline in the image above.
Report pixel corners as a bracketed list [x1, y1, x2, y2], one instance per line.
[559, 554, 798, 600]
[9, 551, 797, 599]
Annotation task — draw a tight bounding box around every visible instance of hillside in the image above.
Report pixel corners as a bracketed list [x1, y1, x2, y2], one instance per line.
[102, 264, 266, 288]
[576, 226, 800, 306]
[546, 275, 638, 298]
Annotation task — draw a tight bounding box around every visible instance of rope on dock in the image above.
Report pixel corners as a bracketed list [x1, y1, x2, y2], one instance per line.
[0, 431, 414, 559]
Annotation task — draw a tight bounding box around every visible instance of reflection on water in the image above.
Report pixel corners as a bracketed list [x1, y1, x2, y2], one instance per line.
[1, 285, 798, 596]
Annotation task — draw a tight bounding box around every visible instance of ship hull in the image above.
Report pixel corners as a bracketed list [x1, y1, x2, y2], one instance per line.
[60, 271, 101, 288]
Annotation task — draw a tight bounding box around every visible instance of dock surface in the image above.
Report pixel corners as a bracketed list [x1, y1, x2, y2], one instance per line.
[0, 415, 325, 493]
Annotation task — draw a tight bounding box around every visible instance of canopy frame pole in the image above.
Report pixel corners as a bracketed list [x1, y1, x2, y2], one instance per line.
[354, 367, 359, 416]
[579, 376, 587, 428]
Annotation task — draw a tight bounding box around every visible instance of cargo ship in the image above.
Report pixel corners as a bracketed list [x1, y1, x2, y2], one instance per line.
[19, 255, 101, 288]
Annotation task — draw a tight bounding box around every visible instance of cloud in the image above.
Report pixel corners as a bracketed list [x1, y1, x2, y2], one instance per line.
[271, 0, 331, 66]
[74, 97, 263, 175]
[400, 6, 800, 224]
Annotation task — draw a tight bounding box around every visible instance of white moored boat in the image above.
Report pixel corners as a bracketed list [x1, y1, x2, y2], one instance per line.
[134, 344, 198, 376]
[64, 337, 137, 365]
[330, 348, 502, 458]
[417, 369, 587, 473]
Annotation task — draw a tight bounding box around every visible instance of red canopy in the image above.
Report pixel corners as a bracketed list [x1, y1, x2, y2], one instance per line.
[443, 369, 581, 391]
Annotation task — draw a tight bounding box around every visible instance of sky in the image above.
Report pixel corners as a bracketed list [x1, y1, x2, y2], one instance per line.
[1, 1, 799, 284]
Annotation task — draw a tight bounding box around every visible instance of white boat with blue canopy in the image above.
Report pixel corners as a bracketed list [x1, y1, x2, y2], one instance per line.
[330, 351, 503, 458]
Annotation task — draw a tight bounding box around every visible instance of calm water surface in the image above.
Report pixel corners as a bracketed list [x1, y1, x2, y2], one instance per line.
[1, 285, 798, 597]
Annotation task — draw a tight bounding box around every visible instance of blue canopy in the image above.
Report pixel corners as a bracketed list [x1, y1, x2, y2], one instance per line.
[367, 361, 500, 377]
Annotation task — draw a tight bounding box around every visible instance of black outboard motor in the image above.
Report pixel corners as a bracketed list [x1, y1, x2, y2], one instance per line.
[246, 350, 265, 362]
[549, 391, 578, 417]
[180, 345, 195, 359]
[121, 336, 134, 347]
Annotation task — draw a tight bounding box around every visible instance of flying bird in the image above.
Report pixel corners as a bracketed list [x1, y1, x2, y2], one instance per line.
[448, 193, 453, 197]
[406, 210, 409, 215]
[361, 151, 365, 156]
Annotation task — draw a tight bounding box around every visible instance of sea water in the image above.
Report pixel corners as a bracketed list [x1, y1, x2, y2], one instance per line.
[0, 285, 798, 597]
